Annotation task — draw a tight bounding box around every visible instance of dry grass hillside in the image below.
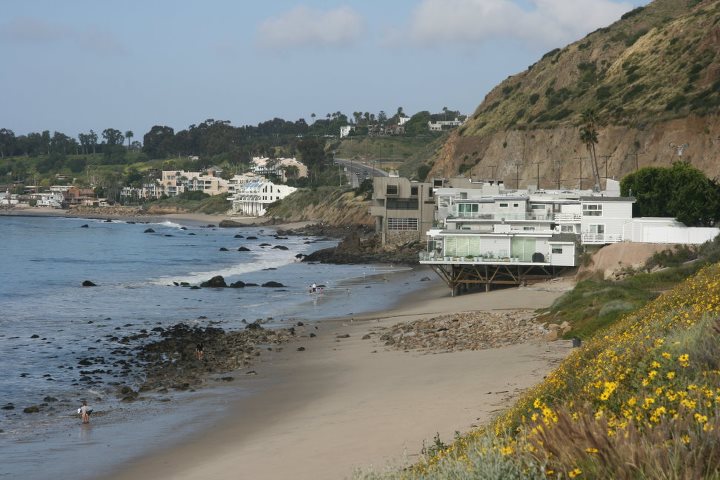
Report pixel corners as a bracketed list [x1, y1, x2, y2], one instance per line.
[264, 187, 373, 226]
[430, 0, 720, 187]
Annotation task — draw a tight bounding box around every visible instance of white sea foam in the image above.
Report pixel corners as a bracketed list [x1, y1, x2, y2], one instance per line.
[151, 251, 298, 285]
[155, 220, 185, 229]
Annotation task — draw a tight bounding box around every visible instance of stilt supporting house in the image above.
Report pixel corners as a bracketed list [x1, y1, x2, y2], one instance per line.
[427, 262, 570, 296]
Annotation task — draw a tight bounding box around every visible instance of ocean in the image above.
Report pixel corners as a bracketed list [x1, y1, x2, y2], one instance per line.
[0, 215, 430, 479]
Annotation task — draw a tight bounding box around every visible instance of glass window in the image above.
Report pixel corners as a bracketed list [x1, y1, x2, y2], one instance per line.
[386, 185, 398, 195]
[411, 186, 418, 196]
[583, 204, 603, 216]
[552, 247, 563, 254]
[387, 218, 418, 230]
[499, 203, 508, 207]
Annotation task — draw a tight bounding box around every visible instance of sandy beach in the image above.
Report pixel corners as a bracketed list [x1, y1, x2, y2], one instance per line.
[107, 279, 573, 480]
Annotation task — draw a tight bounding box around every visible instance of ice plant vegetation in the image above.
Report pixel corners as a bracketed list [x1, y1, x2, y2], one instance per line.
[359, 263, 720, 479]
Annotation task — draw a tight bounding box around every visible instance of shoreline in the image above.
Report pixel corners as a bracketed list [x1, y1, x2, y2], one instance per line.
[107, 279, 574, 480]
[0, 206, 315, 229]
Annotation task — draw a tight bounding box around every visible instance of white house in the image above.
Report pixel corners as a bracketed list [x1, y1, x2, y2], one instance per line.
[251, 157, 308, 183]
[227, 179, 297, 217]
[339, 125, 355, 138]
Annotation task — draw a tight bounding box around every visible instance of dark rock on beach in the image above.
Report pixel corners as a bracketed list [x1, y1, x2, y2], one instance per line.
[23, 405, 40, 414]
[80, 224, 89, 228]
[137, 323, 292, 391]
[261, 281, 285, 288]
[144, 228, 155, 233]
[219, 220, 244, 228]
[234, 234, 244, 238]
[82, 280, 97, 287]
[229, 281, 246, 288]
[200, 276, 227, 288]
[238, 247, 251, 252]
[272, 245, 289, 250]
[219, 247, 229, 252]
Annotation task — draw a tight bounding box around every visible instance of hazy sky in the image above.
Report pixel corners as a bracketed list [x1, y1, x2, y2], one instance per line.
[0, 0, 649, 139]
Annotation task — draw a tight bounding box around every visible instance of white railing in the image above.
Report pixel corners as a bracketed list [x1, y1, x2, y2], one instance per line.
[554, 213, 582, 222]
[451, 212, 554, 221]
[581, 233, 624, 244]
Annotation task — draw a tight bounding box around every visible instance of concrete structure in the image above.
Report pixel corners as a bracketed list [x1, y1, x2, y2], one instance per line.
[370, 176, 435, 245]
[228, 179, 297, 216]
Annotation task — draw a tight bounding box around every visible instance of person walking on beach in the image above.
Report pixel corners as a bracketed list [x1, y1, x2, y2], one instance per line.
[78, 400, 92, 424]
[195, 343, 204, 360]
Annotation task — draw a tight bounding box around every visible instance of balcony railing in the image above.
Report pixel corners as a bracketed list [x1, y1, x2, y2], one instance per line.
[581, 233, 624, 244]
[419, 251, 553, 264]
[553, 213, 582, 222]
[450, 212, 554, 221]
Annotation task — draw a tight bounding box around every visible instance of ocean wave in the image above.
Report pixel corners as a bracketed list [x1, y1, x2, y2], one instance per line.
[155, 220, 185, 229]
[150, 251, 299, 285]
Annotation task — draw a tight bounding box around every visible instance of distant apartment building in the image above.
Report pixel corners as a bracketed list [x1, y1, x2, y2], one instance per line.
[251, 157, 308, 183]
[370, 176, 435, 245]
[227, 179, 297, 216]
[428, 117, 465, 132]
[64, 187, 98, 206]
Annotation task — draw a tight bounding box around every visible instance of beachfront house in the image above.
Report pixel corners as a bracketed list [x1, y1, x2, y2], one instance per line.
[227, 179, 296, 216]
[420, 177, 719, 294]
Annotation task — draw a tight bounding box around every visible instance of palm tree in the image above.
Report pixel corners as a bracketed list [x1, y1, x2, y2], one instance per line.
[125, 130, 134, 150]
[579, 109, 601, 191]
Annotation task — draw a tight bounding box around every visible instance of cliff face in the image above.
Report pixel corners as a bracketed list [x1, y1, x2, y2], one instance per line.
[430, 0, 720, 186]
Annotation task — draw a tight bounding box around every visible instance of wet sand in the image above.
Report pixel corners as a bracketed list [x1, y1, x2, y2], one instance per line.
[107, 280, 573, 480]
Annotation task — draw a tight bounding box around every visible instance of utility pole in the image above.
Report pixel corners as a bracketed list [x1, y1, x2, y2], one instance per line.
[488, 164, 497, 180]
[532, 161, 541, 189]
[599, 154, 612, 187]
[573, 156, 587, 190]
[625, 151, 645, 172]
[552, 159, 565, 190]
[513, 162, 523, 190]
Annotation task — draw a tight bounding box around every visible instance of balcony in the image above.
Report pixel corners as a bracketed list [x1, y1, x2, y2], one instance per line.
[581, 233, 623, 244]
[553, 213, 582, 222]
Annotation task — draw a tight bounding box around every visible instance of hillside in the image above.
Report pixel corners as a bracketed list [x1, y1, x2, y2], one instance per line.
[430, 0, 720, 187]
[264, 187, 373, 226]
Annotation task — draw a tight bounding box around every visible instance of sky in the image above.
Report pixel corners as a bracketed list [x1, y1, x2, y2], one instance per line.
[0, 0, 650, 140]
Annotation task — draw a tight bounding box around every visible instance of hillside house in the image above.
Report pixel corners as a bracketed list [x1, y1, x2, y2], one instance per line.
[227, 179, 296, 216]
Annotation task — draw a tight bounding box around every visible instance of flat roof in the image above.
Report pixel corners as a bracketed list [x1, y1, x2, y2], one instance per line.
[579, 196, 636, 202]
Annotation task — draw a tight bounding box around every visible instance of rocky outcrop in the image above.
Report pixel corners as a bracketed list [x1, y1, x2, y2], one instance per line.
[375, 310, 546, 353]
[200, 276, 228, 288]
[138, 323, 295, 391]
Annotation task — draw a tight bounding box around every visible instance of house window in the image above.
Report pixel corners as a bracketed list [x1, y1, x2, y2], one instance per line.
[387, 218, 418, 231]
[561, 225, 574, 233]
[513, 203, 519, 207]
[499, 203, 508, 207]
[588, 224, 605, 234]
[531, 204, 545, 210]
[386, 185, 398, 195]
[387, 198, 418, 210]
[552, 247, 563, 254]
[583, 204, 603, 216]
[523, 226, 535, 231]
[458, 203, 479, 216]
[411, 186, 418, 196]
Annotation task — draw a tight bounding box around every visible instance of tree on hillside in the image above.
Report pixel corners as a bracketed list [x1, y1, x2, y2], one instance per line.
[125, 130, 134, 149]
[143, 125, 175, 158]
[0, 128, 16, 158]
[102, 128, 124, 146]
[579, 109, 601, 191]
[621, 162, 720, 226]
[89, 130, 98, 154]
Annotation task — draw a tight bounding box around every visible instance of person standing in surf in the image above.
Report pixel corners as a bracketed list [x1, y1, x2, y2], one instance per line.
[78, 400, 92, 424]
